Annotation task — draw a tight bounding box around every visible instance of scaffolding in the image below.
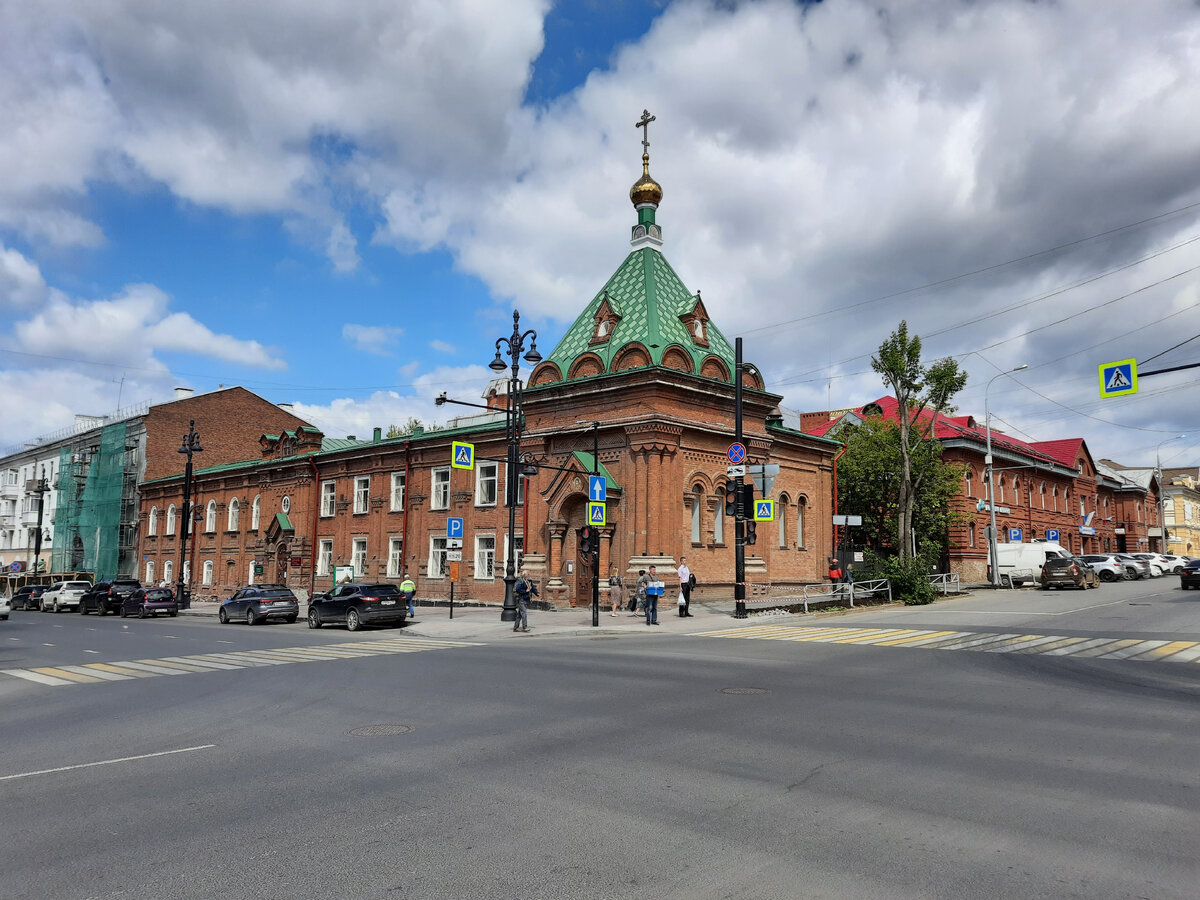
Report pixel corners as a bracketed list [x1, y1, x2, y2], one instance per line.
[51, 422, 137, 580]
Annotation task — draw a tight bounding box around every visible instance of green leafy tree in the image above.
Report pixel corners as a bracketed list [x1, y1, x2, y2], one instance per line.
[870, 321, 967, 562]
[387, 417, 443, 438]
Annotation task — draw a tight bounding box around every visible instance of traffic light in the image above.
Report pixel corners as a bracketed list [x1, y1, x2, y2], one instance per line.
[745, 521, 757, 545]
[580, 526, 592, 554]
[725, 482, 739, 517]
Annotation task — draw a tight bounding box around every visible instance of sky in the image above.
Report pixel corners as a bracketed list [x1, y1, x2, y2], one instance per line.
[1, 0, 1198, 470]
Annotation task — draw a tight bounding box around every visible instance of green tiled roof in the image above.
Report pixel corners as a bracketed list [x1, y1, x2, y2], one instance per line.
[544, 248, 735, 377]
[570, 451, 621, 490]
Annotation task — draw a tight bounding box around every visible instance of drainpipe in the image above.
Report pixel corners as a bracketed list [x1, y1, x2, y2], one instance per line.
[308, 456, 320, 595]
[831, 444, 848, 551]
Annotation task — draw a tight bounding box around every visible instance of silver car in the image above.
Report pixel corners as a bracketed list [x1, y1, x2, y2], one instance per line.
[1114, 555, 1151, 580]
[1079, 555, 1125, 583]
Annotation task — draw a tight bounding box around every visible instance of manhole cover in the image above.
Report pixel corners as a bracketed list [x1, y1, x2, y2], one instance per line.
[719, 687, 770, 695]
[348, 724, 413, 737]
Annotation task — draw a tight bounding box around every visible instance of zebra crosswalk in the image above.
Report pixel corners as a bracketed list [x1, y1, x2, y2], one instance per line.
[0, 636, 480, 688]
[691, 623, 1200, 664]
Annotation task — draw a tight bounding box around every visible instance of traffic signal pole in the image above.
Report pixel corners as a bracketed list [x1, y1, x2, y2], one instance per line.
[734, 338, 747, 619]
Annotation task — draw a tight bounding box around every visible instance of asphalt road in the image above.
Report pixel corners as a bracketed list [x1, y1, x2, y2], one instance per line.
[2, 577, 1198, 899]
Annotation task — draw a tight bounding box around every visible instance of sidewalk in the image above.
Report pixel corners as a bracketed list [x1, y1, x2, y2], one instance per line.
[181, 598, 749, 641]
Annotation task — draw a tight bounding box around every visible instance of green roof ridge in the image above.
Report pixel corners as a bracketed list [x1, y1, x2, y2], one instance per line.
[570, 450, 620, 489]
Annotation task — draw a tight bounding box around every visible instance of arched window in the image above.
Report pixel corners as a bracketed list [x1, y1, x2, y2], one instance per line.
[202, 559, 214, 585]
[166, 504, 176, 535]
[1011, 479, 1021, 507]
[145, 560, 155, 582]
[163, 560, 174, 583]
[997, 476, 1005, 504]
[964, 468, 973, 498]
[1051, 486, 1058, 512]
[690, 485, 703, 543]
[714, 487, 725, 544]
[1039, 483, 1046, 509]
[251, 495, 261, 530]
[777, 494, 790, 548]
[148, 506, 158, 536]
[969, 521, 976, 548]
[227, 497, 240, 532]
[797, 497, 807, 548]
[205, 500, 217, 533]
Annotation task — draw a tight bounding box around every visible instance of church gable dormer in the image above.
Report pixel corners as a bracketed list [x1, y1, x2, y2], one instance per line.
[589, 291, 623, 346]
[679, 291, 710, 348]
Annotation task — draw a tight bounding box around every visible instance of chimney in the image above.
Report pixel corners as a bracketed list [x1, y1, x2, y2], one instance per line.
[173, 387, 195, 401]
[347, 435, 356, 441]
[279, 403, 294, 411]
[373, 427, 382, 443]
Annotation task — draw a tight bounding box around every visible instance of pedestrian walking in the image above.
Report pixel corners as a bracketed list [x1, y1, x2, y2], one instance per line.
[400, 573, 416, 616]
[677, 556, 693, 617]
[828, 557, 844, 585]
[513, 568, 537, 632]
[630, 569, 646, 615]
[639, 565, 660, 625]
[608, 568, 624, 617]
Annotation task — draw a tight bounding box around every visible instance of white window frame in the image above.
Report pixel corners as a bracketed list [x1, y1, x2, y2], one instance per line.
[476, 461, 498, 506]
[715, 492, 725, 544]
[202, 559, 214, 585]
[503, 532, 523, 572]
[251, 495, 261, 530]
[183, 560, 190, 584]
[388, 537, 404, 577]
[797, 498, 807, 549]
[320, 480, 336, 517]
[474, 534, 496, 580]
[431, 467, 450, 510]
[429, 535, 448, 578]
[352, 538, 367, 577]
[227, 497, 240, 531]
[778, 500, 787, 548]
[390, 472, 406, 512]
[317, 540, 333, 576]
[354, 476, 370, 514]
[205, 500, 217, 533]
[148, 506, 158, 536]
[145, 560, 155, 582]
[689, 488, 702, 543]
[166, 504, 176, 536]
[247, 561, 255, 586]
[163, 560, 173, 583]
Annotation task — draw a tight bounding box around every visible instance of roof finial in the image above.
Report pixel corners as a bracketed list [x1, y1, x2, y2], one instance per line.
[636, 109, 656, 171]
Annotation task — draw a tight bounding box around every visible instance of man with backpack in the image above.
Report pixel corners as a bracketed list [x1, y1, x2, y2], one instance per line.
[513, 568, 537, 632]
[400, 573, 416, 617]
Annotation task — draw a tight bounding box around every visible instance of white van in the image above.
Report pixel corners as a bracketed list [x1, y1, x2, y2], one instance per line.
[991, 542, 1072, 586]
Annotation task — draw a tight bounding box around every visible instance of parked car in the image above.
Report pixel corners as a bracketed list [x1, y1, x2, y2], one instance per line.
[307, 582, 405, 631]
[41, 580, 92, 612]
[79, 579, 142, 616]
[1078, 554, 1125, 583]
[0, 592, 9, 620]
[219, 585, 299, 625]
[1158, 554, 1189, 574]
[1114, 554, 1152, 580]
[11, 584, 47, 611]
[1040, 557, 1099, 590]
[1129, 553, 1167, 577]
[991, 541, 1073, 586]
[121, 587, 179, 618]
[1179, 559, 1200, 590]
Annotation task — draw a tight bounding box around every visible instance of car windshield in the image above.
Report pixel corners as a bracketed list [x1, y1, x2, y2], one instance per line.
[257, 589, 295, 599]
[65, 582, 91, 589]
[360, 584, 400, 597]
[1044, 559, 1074, 570]
[145, 589, 173, 599]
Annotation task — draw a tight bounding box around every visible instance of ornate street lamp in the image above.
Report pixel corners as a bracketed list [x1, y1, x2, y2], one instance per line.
[176, 419, 203, 609]
[30, 478, 50, 577]
[489, 311, 541, 621]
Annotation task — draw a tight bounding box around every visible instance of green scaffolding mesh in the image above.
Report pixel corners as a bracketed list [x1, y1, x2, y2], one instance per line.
[52, 422, 128, 579]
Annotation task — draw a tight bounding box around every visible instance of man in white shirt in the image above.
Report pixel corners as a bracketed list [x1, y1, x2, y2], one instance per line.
[677, 556, 692, 617]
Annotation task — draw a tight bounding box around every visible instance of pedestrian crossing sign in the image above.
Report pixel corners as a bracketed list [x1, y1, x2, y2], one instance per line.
[451, 441, 475, 469]
[1098, 359, 1137, 398]
[588, 501, 606, 526]
[753, 499, 775, 521]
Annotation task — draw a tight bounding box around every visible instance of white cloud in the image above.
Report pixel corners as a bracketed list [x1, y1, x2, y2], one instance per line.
[343, 323, 403, 356]
[429, 339, 456, 354]
[0, 245, 47, 307]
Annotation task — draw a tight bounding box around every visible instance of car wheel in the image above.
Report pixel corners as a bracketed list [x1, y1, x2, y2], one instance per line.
[246, 607, 259, 626]
[169, 611, 177, 617]
[286, 615, 297, 624]
[97, 604, 107, 616]
[1099, 570, 1116, 582]
[79, 602, 88, 614]
[138, 605, 148, 619]
[53, 599, 60, 613]
[307, 609, 321, 629]
[346, 608, 362, 632]
[120, 607, 127, 618]
[218, 608, 229, 624]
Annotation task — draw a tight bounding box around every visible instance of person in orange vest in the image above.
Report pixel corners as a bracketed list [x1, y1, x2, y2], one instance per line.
[828, 557, 844, 585]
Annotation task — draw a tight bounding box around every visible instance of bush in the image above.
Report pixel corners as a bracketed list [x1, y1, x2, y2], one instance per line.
[862, 551, 937, 606]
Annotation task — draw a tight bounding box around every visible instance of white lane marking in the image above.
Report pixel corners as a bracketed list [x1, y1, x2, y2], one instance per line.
[41, 643, 55, 647]
[60, 665, 131, 682]
[84, 650, 100, 654]
[1, 669, 73, 686]
[160, 656, 242, 671]
[0, 745, 216, 782]
[216, 640, 235, 644]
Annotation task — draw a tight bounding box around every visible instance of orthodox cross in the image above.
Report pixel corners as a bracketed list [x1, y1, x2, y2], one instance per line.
[635, 109, 656, 154]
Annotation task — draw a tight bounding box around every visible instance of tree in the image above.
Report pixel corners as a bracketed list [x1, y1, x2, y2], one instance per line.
[870, 321, 967, 562]
[387, 417, 443, 438]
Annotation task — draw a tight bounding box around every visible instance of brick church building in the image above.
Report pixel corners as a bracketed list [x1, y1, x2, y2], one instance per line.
[137, 119, 839, 605]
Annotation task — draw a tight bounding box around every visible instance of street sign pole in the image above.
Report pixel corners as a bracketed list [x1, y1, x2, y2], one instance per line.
[734, 337, 746, 619]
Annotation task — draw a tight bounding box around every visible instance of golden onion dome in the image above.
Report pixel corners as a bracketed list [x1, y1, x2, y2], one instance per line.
[629, 154, 663, 207]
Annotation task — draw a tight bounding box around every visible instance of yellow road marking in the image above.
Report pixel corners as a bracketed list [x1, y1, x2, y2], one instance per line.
[1134, 640, 1197, 660]
[874, 630, 955, 646]
[86, 662, 157, 678]
[31, 667, 104, 683]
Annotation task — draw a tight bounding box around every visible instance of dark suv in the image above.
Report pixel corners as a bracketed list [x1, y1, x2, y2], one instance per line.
[80, 579, 142, 616]
[308, 582, 405, 631]
[219, 585, 300, 625]
[12, 585, 47, 611]
[1039, 558, 1099, 591]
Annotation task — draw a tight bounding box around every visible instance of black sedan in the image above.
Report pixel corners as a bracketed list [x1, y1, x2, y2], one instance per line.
[11, 585, 46, 611]
[308, 582, 405, 631]
[219, 585, 299, 625]
[80, 579, 142, 616]
[1180, 560, 1200, 590]
[121, 587, 179, 618]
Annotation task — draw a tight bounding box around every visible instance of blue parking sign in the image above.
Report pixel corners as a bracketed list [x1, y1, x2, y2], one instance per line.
[1008, 528, 1023, 542]
[446, 517, 464, 538]
[1046, 528, 1059, 542]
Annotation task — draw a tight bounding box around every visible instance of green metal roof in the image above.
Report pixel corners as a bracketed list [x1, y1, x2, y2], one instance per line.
[273, 512, 293, 532]
[570, 451, 621, 490]
[544, 248, 735, 378]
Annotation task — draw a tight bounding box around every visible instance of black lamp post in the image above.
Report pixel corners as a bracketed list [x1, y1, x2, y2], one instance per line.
[31, 478, 49, 577]
[176, 419, 203, 609]
[489, 310, 541, 622]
